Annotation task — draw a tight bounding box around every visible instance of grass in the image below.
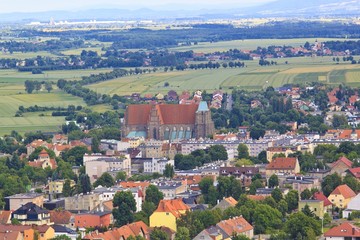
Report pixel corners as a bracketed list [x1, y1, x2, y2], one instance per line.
[61, 47, 105, 56]
[0, 51, 58, 59]
[170, 38, 357, 53]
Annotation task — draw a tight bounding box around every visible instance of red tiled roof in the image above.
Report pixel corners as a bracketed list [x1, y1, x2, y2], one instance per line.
[0, 211, 11, 224]
[338, 129, 360, 139]
[125, 103, 199, 125]
[224, 197, 238, 206]
[50, 210, 72, 224]
[324, 222, 360, 237]
[266, 157, 297, 170]
[330, 184, 356, 199]
[247, 195, 266, 201]
[119, 181, 150, 189]
[313, 192, 332, 207]
[216, 216, 253, 236]
[39, 149, 49, 157]
[348, 167, 360, 179]
[154, 199, 190, 218]
[331, 156, 353, 168]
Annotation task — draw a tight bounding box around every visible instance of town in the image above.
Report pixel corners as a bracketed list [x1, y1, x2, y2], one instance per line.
[1, 83, 360, 240]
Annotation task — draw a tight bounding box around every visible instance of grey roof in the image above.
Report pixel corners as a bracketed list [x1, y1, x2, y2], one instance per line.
[52, 225, 77, 234]
[5, 193, 42, 199]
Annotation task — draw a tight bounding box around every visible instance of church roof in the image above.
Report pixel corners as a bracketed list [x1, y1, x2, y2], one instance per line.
[197, 101, 209, 112]
[125, 103, 199, 125]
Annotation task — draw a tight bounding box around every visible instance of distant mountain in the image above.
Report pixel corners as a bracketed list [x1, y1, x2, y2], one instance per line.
[243, 0, 360, 16]
[0, 0, 359, 23]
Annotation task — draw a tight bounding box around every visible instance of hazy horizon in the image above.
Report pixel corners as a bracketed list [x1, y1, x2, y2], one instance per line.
[0, 0, 275, 13]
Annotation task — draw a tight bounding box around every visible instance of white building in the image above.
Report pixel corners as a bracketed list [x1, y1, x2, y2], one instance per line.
[143, 158, 174, 174]
[343, 193, 360, 218]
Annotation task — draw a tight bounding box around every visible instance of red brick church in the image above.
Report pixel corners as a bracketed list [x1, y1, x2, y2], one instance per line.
[123, 101, 215, 140]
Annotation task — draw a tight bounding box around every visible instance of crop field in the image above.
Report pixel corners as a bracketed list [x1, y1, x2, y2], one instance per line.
[0, 51, 59, 59]
[170, 38, 356, 53]
[88, 56, 360, 94]
[61, 47, 106, 56]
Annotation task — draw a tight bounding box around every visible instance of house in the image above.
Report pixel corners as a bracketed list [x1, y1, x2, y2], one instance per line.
[52, 134, 68, 144]
[0, 230, 22, 240]
[64, 193, 100, 211]
[265, 157, 300, 178]
[0, 224, 55, 240]
[83, 221, 150, 240]
[11, 202, 51, 225]
[324, 222, 360, 239]
[150, 198, 190, 232]
[53, 144, 71, 157]
[298, 200, 325, 218]
[343, 193, 360, 218]
[219, 167, 259, 187]
[313, 192, 333, 212]
[50, 210, 73, 227]
[143, 158, 174, 174]
[0, 211, 11, 224]
[26, 139, 52, 155]
[4, 193, 44, 211]
[48, 179, 75, 197]
[348, 167, 360, 180]
[52, 225, 78, 240]
[213, 197, 238, 211]
[328, 184, 356, 209]
[156, 181, 187, 200]
[194, 216, 254, 240]
[28, 149, 57, 170]
[74, 211, 113, 228]
[282, 176, 321, 193]
[330, 156, 353, 177]
[266, 147, 296, 162]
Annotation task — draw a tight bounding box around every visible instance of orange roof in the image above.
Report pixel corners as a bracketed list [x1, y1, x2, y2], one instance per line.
[54, 144, 71, 152]
[324, 222, 360, 237]
[83, 221, 149, 240]
[224, 197, 238, 206]
[0, 231, 21, 239]
[125, 103, 199, 125]
[348, 167, 360, 179]
[338, 129, 360, 139]
[39, 149, 49, 157]
[154, 199, 190, 218]
[331, 156, 353, 168]
[330, 184, 356, 199]
[0, 211, 11, 224]
[217, 216, 253, 236]
[266, 157, 298, 170]
[313, 192, 332, 207]
[119, 181, 150, 189]
[50, 210, 72, 224]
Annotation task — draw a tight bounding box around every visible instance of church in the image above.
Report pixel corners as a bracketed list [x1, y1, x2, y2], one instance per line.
[123, 101, 215, 140]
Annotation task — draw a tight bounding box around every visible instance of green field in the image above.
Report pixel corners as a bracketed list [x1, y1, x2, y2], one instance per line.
[0, 51, 59, 59]
[170, 38, 357, 53]
[88, 56, 360, 94]
[0, 68, 116, 135]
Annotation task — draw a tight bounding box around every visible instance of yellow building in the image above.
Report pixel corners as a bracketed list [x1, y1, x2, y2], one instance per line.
[298, 200, 324, 218]
[328, 184, 356, 209]
[150, 198, 190, 232]
[128, 137, 144, 149]
[49, 179, 75, 196]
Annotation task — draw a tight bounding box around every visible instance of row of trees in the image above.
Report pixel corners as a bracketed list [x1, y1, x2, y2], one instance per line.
[24, 80, 52, 93]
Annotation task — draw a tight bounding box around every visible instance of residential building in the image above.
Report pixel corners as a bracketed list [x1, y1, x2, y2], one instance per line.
[0, 211, 11, 224]
[4, 193, 44, 211]
[28, 149, 57, 170]
[330, 156, 353, 177]
[85, 155, 131, 183]
[123, 102, 215, 140]
[50, 210, 73, 227]
[64, 193, 100, 211]
[52, 134, 68, 145]
[143, 158, 174, 174]
[83, 221, 149, 240]
[298, 200, 325, 218]
[194, 216, 254, 240]
[265, 157, 300, 178]
[313, 192, 333, 212]
[0, 224, 55, 240]
[150, 198, 190, 232]
[213, 197, 238, 211]
[26, 139, 53, 155]
[52, 225, 78, 240]
[348, 167, 360, 180]
[11, 202, 51, 225]
[74, 211, 113, 228]
[324, 222, 360, 239]
[266, 146, 296, 162]
[343, 193, 360, 218]
[219, 166, 259, 187]
[155, 181, 187, 200]
[48, 179, 75, 197]
[282, 176, 321, 193]
[328, 184, 356, 209]
[43, 199, 65, 210]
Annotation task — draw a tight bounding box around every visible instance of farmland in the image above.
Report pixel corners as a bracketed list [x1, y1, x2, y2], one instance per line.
[88, 56, 360, 94]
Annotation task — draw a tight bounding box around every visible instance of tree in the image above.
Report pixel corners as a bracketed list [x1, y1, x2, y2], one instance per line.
[332, 114, 348, 128]
[301, 204, 314, 217]
[24, 80, 35, 94]
[79, 174, 92, 194]
[62, 179, 72, 197]
[45, 82, 53, 93]
[253, 204, 283, 234]
[175, 227, 190, 240]
[300, 189, 312, 200]
[268, 174, 279, 188]
[145, 185, 164, 206]
[277, 199, 288, 217]
[208, 145, 228, 160]
[232, 235, 251, 240]
[93, 172, 115, 188]
[285, 190, 299, 213]
[321, 173, 342, 196]
[116, 171, 127, 181]
[343, 174, 360, 192]
[113, 191, 136, 227]
[150, 228, 169, 240]
[249, 179, 263, 194]
[285, 212, 321, 239]
[237, 144, 249, 159]
[50, 235, 72, 240]
[199, 177, 213, 195]
[142, 201, 157, 218]
[163, 164, 175, 179]
[271, 188, 283, 202]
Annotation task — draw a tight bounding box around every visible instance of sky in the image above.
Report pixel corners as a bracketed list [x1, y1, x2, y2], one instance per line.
[0, 0, 275, 13]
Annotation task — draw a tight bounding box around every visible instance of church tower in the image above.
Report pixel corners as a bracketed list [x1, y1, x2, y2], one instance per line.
[195, 101, 215, 139]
